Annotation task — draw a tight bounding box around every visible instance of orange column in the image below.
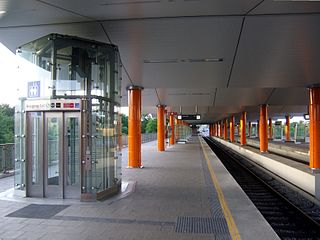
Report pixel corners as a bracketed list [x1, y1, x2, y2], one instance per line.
[240, 112, 247, 145]
[169, 113, 175, 145]
[209, 124, 212, 137]
[230, 116, 235, 142]
[269, 118, 273, 139]
[285, 115, 290, 141]
[215, 123, 218, 137]
[218, 122, 221, 138]
[309, 87, 320, 169]
[127, 86, 143, 168]
[224, 119, 228, 140]
[157, 105, 165, 151]
[248, 121, 252, 138]
[259, 105, 268, 153]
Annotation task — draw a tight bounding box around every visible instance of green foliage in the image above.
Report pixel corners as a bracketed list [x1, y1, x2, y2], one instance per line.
[141, 114, 153, 133]
[0, 104, 14, 144]
[121, 114, 128, 134]
[146, 119, 157, 133]
[121, 113, 158, 134]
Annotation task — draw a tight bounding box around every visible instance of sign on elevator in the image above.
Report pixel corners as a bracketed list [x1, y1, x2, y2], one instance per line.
[27, 81, 40, 98]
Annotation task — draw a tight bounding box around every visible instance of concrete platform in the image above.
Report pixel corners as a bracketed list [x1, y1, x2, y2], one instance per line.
[242, 137, 309, 163]
[0, 138, 278, 240]
[213, 137, 320, 200]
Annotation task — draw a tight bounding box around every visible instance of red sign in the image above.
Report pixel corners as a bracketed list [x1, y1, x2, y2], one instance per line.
[63, 103, 74, 108]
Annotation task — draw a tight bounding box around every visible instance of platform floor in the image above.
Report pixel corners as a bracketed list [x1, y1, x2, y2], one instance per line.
[0, 137, 278, 240]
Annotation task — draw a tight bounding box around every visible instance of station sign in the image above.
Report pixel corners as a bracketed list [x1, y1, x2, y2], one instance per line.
[177, 114, 201, 120]
[25, 99, 81, 111]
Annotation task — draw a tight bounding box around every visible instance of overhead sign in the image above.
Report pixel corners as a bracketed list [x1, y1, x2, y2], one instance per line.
[27, 81, 40, 98]
[25, 99, 81, 111]
[177, 114, 201, 120]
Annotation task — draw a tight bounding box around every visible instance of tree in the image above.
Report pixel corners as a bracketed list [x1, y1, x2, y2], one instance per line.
[121, 114, 128, 135]
[141, 114, 153, 133]
[146, 119, 157, 133]
[0, 104, 14, 144]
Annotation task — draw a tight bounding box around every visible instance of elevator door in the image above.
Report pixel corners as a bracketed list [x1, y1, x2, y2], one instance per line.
[27, 112, 81, 198]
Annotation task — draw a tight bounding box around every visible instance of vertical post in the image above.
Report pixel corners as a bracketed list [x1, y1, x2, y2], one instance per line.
[176, 119, 180, 141]
[240, 112, 247, 145]
[259, 105, 268, 153]
[309, 88, 320, 169]
[224, 119, 228, 140]
[169, 113, 175, 145]
[256, 120, 259, 138]
[157, 105, 165, 151]
[269, 118, 273, 139]
[230, 116, 235, 142]
[127, 86, 143, 168]
[215, 123, 218, 137]
[248, 121, 252, 138]
[285, 115, 290, 142]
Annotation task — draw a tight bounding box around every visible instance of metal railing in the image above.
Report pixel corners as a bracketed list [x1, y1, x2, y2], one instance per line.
[121, 133, 157, 147]
[0, 144, 14, 173]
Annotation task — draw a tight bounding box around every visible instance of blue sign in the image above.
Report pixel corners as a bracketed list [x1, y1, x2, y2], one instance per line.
[27, 81, 40, 98]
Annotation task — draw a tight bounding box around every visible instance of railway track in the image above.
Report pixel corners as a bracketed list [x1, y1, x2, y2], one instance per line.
[204, 137, 320, 239]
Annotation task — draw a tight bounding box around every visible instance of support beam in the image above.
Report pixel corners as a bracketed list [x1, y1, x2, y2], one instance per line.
[269, 118, 273, 139]
[230, 116, 235, 142]
[240, 112, 247, 145]
[248, 121, 252, 138]
[259, 105, 268, 153]
[223, 119, 228, 140]
[215, 123, 218, 137]
[285, 115, 290, 142]
[157, 105, 165, 151]
[127, 86, 143, 168]
[169, 113, 175, 145]
[309, 88, 320, 169]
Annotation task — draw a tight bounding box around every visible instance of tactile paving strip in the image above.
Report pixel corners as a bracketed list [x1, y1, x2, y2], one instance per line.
[175, 216, 229, 234]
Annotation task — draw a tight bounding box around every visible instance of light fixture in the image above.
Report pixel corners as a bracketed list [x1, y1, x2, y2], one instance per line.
[101, 0, 160, 6]
[196, 115, 201, 120]
[144, 59, 178, 64]
[0, 11, 6, 14]
[187, 58, 223, 63]
[304, 114, 309, 120]
[177, 115, 182, 120]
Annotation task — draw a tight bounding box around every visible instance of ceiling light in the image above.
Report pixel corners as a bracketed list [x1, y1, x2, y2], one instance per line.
[101, 0, 160, 6]
[0, 11, 6, 14]
[187, 58, 223, 63]
[144, 59, 178, 64]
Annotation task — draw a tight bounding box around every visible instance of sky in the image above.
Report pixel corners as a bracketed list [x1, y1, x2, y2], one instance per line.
[0, 42, 20, 106]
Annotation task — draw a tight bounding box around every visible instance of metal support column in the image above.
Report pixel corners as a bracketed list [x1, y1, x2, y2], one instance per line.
[259, 105, 268, 153]
[127, 86, 143, 168]
[157, 105, 165, 151]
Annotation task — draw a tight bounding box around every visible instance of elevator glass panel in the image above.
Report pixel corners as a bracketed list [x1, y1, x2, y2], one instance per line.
[47, 117, 60, 185]
[31, 113, 41, 185]
[66, 116, 80, 186]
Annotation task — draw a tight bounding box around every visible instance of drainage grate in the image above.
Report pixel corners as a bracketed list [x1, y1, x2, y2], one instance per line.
[175, 216, 229, 234]
[6, 204, 69, 219]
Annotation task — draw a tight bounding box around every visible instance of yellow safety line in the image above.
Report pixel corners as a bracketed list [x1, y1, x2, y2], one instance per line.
[199, 137, 241, 240]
